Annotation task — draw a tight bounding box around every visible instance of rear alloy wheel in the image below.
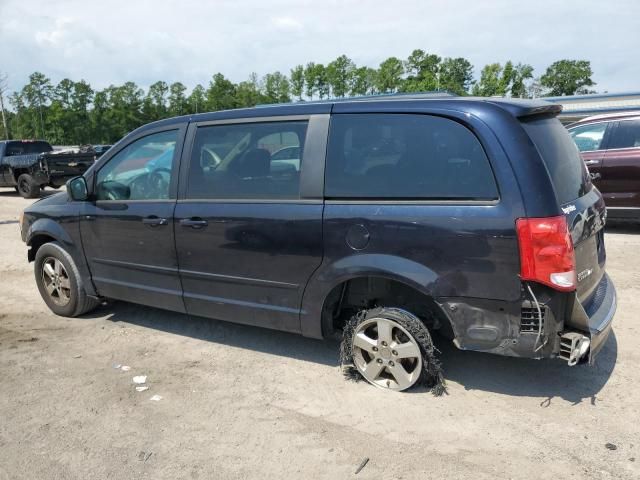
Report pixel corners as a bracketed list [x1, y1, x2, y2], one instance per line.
[352, 315, 423, 391]
[341, 307, 445, 394]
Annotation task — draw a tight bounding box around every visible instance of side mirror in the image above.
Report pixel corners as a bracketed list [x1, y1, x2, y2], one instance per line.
[67, 176, 88, 201]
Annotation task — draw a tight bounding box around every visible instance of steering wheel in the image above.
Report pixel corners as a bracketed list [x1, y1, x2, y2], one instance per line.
[129, 168, 172, 199]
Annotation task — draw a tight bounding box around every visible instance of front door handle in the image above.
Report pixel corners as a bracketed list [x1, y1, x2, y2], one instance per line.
[584, 159, 600, 166]
[142, 216, 168, 226]
[180, 218, 208, 229]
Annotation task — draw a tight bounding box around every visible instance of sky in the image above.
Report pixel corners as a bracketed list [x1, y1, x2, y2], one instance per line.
[1, 0, 638, 95]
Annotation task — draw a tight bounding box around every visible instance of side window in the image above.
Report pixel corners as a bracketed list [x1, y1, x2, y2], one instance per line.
[608, 119, 640, 149]
[568, 122, 608, 152]
[325, 114, 498, 200]
[96, 130, 178, 201]
[186, 121, 307, 199]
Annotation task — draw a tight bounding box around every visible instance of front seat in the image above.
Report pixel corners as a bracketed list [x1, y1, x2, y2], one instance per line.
[229, 148, 271, 178]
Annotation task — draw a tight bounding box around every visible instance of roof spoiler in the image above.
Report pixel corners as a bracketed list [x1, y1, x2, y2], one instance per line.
[486, 100, 563, 119]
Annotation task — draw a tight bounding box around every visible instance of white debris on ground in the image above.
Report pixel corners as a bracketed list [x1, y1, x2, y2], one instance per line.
[149, 395, 163, 402]
[133, 375, 147, 384]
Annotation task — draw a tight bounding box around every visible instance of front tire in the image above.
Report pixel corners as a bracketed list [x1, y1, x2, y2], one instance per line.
[17, 174, 41, 198]
[340, 307, 445, 393]
[34, 242, 99, 317]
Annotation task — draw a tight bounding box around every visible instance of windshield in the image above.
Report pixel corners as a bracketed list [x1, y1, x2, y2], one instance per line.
[5, 141, 52, 156]
[521, 116, 591, 205]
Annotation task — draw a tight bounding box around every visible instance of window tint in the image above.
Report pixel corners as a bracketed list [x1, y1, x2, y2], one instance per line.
[6, 141, 52, 156]
[568, 122, 608, 152]
[186, 121, 307, 199]
[522, 117, 590, 205]
[325, 114, 498, 200]
[96, 130, 177, 201]
[608, 119, 640, 149]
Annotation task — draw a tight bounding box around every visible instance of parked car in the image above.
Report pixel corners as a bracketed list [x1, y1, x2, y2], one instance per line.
[567, 111, 640, 221]
[92, 145, 113, 159]
[19, 96, 616, 392]
[0, 140, 95, 198]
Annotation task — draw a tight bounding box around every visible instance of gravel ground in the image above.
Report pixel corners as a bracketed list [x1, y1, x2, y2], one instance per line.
[0, 189, 639, 480]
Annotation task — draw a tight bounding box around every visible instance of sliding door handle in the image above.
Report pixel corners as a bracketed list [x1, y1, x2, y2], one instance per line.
[180, 218, 208, 229]
[142, 216, 168, 226]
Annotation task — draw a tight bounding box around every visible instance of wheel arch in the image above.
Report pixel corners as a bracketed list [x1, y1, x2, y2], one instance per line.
[300, 254, 454, 339]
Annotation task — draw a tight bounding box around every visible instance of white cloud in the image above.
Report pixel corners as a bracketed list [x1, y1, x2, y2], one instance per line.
[0, 0, 638, 94]
[271, 16, 303, 31]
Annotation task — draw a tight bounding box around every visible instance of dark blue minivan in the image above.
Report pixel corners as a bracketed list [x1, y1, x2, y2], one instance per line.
[19, 95, 616, 391]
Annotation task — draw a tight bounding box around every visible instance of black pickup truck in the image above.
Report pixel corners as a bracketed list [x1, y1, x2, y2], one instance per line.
[0, 140, 95, 198]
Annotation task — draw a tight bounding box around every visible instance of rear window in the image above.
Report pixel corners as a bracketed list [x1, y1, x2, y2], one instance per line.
[521, 117, 590, 205]
[5, 141, 52, 156]
[325, 114, 498, 200]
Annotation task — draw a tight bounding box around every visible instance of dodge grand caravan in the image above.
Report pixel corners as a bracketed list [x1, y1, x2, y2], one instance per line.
[19, 95, 617, 392]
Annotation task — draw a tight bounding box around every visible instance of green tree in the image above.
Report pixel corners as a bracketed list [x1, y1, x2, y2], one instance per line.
[262, 71, 291, 103]
[168, 82, 187, 116]
[290, 65, 305, 101]
[187, 84, 206, 113]
[510, 63, 534, 98]
[235, 74, 263, 108]
[540, 60, 595, 96]
[206, 73, 237, 111]
[22, 72, 53, 138]
[90, 89, 110, 143]
[304, 62, 329, 99]
[375, 57, 404, 93]
[350, 67, 377, 96]
[438, 57, 474, 95]
[143, 81, 169, 122]
[472, 63, 515, 97]
[326, 55, 355, 98]
[402, 49, 440, 92]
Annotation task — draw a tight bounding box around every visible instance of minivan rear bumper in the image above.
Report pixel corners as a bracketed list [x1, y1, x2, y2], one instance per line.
[565, 273, 616, 364]
[585, 273, 616, 363]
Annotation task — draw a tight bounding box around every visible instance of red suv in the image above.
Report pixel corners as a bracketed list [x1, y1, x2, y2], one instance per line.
[568, 112, 640, 220]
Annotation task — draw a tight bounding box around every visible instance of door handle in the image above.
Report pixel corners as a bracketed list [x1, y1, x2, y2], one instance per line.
[142, 216, 168, 226]
[180, 218, 208, 229]
[584, 159, 600, 166]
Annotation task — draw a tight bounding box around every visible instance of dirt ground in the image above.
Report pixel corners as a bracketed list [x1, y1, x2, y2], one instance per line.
[0, 188, 639, 480]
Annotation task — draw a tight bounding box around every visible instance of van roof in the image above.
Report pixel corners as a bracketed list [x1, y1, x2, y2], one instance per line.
[138, 95, 562, 132]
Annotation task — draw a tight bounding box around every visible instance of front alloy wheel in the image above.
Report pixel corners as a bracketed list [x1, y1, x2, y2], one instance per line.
[41, 257, 72, 307]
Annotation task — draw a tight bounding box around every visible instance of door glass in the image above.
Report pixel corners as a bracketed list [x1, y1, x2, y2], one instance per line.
[608, 119, 640, 149]
[96, 130, 178, 200]
[568, 122, 608, 152]
[186, 121, 307, 199]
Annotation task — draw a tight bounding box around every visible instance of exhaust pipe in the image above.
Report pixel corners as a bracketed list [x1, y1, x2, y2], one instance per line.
[558, 332, 590, 366]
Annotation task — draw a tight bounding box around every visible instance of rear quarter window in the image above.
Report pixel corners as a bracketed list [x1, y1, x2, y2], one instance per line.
[325, 113, 498, 200]
[521, 117, 590, 205]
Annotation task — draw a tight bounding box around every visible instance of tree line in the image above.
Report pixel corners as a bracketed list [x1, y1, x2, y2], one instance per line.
[0, 52, 595, 145]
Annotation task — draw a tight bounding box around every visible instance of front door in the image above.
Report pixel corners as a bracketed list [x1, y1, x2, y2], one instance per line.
[174, 117, 327, 332]
[80, 127, 186, 312]
[601, 119, 640, 209]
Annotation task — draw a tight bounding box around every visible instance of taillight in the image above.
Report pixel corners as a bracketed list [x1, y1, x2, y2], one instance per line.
[516, 216, 576, 291]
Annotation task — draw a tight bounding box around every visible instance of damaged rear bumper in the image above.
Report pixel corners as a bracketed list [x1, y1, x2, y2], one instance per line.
[565, 273, 616, 364]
